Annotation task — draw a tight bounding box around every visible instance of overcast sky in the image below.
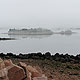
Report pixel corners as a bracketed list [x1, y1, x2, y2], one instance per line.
[0, 0, 80, 28]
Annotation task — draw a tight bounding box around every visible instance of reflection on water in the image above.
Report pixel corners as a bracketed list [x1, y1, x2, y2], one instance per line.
[54, 33, 73, 36]
[8, 33, 74, 39]
[8, 34, 52, 39]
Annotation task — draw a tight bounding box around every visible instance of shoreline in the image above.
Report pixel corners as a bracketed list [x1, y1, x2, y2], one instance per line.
[0, 52, 80, 80]
[0, 52, 80, 63]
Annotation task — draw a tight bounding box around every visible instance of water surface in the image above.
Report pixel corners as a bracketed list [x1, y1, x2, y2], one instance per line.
[0, 28, 80, 55]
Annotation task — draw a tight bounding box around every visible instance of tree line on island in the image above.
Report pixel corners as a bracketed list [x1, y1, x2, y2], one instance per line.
[0, 52, 80, 63]
[0, 38, 15, 40]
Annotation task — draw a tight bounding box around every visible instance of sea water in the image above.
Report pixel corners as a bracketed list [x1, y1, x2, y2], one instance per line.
[0, 28, 80, 55]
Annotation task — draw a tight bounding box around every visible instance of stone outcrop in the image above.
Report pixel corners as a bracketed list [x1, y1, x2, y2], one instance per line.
[0, 58, 47, 80]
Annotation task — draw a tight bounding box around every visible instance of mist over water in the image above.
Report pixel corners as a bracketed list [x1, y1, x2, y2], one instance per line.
[0, 0, 80, 29]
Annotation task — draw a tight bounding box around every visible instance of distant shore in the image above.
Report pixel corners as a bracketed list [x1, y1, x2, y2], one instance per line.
[0, 38, 15, 40]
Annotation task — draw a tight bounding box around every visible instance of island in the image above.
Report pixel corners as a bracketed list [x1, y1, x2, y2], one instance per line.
[8, 28, 53, 35]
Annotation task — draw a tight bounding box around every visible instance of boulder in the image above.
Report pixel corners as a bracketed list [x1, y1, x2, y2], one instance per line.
[8, 65, 26, 80]
[18, 62, 31, 80]
[0, 58, 47, 80]
[18, 62, 42, 80]
[27, 65, 42, 78]
[18, 62, 27, 74]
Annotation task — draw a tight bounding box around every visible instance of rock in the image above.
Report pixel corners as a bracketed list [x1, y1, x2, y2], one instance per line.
[33, 74, 48, 80]
[0, 58, 9, 80]
[0, 58, 47, 80]
[0, 68, 9, 80]
[18, 62, 27, 74]
[8, 65, 26, 80]
[27, 71, 32, 80]
[18, 62, 31, 80]
[33, 66, 42, 74]
[18, 62, 42, 80]
[0, 58, 5, 69]
[27, 65, 42, 78]
[4, 59, 13, 67]
[33, 77, 47, 80]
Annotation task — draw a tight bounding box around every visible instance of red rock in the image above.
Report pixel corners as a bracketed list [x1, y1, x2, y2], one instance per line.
[0, 58, 47, 80]
[8, 65, 26, 80]
[18, 62, 31, 80]
[0, 58, 9, 80]
[4, 59, 13, 67]
[18, 62, 27, 73]
[33, 77, 47, 80]
[33, 74, 47, 80]
[18, 63, 42, 80]
[33, 66, 42, 74]
[0, 58, 5, 69]
[27, 65, 42, 78]
[26, 71, 32, 80]
[18, 62, 27, 67]
[0, 68, 9, 80]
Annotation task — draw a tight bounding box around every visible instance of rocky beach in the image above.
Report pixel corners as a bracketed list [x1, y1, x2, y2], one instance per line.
[0, 52, 80, 80]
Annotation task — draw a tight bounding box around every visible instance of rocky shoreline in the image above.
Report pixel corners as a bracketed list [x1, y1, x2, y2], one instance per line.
[0, 58, 47, 80]
[0, 52, 80, 63]
[0, 52, 80, 80]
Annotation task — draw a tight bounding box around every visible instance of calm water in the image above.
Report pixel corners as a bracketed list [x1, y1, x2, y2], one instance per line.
[0, 28, 80, 55]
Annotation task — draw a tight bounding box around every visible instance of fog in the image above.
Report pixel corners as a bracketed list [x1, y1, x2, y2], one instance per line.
[0, 0, 80, 29]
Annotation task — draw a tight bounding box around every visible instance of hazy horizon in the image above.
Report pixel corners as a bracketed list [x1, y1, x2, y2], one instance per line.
[0, 0, 80, 28]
